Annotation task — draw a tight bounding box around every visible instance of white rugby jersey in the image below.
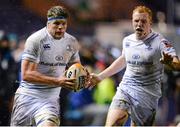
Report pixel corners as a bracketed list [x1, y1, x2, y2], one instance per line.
[118, 31, 176, 106]
[16, 27, 80, 98]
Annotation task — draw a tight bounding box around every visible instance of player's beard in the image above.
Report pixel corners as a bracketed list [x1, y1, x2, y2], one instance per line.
[54, 32, 65, 39]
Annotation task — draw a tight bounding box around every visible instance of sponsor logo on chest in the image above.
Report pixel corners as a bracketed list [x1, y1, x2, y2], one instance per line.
[43, 44, 51, 50]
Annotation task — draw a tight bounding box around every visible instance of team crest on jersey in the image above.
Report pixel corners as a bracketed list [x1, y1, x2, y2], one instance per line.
[55, 55, 63, 61]
[132, 54, 140, 59]
[43, 44, 51, 50]
[66, 45, 73, 52]
[145, 44, 153, 51]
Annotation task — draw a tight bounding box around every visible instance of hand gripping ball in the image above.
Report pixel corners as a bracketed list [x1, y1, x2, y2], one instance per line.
[66, 63, 87, 91]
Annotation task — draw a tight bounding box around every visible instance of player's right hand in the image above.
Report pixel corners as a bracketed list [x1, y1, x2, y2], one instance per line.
[85, 73, 101, 89]
[57, 76, 76, 90]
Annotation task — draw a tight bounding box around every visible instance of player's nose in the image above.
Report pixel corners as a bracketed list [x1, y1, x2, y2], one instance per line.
[57, 24, 64, 29]
[137, 21, 143, 26]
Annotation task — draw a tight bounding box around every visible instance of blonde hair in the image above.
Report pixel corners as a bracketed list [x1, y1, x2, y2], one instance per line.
[133, 6, 153, 23]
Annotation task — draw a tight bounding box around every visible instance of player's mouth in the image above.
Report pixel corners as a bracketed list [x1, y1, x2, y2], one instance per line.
[56, 31, 64, 35]
[136, 27, 143, 32]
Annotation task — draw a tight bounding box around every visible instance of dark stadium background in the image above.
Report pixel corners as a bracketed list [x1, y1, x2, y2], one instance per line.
[0, 0, 180, 126]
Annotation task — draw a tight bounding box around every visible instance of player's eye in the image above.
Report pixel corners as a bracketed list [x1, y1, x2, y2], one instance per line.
[53, 21, 61, 25]
[134, 19, 139, 23]
[53, 21, 67, 26]
[62, 22, 66, 26]
[141, 20, 147, 24]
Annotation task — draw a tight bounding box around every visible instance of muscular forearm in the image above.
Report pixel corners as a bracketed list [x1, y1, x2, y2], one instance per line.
[23, 70, 59, 86]
[98, 56, 126, 79]
[21, 59, 60, 86]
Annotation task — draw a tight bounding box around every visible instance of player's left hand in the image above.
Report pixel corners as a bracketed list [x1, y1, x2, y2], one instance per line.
[160, 52, 173, 65]
[57, 76, 77, 90]
[85, 73, 101, 89]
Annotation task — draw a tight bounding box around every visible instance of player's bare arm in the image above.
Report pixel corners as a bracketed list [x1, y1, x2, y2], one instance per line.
[98, 55, 126, 79]
[87, 55, 126, 88]
[22, 59, 76, 90]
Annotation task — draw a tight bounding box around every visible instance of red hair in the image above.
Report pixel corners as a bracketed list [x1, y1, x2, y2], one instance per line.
[133, 6, 153, 23]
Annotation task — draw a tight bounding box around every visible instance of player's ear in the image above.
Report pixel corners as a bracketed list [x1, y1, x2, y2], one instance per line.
[47, 21, 51, 26]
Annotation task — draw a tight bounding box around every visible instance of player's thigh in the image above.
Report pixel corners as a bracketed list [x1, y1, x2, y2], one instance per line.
[34, 99, 60, 126]
[10, 94, 35, 126]
[105, 108, 128, 126]
[106, 89, 131, 126]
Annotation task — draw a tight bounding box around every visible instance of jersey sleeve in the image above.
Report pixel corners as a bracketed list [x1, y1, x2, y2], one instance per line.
[22, 36, 40, 63]
[159, 38, 177, 57]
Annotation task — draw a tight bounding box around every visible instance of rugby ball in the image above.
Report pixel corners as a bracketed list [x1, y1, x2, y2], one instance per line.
[66, 63, 87, 91]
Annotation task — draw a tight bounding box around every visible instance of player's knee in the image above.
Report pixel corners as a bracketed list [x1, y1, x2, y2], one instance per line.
[106, 112, 128, 126]
[37, 117, 60, 127]
[131, 120, 136, 126]
[38, 121, 55, 127]
[113, 113, 128, 126]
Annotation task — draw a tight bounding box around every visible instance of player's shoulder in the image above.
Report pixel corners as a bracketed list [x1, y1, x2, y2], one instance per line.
[126, 33, 135, 39]
[64, 32, 77, 42]
[151, 31, 168, 42]
[123, 33, 135, 42]
[26, 27, 47, 42]
[151, 31, 162, 39]
[64, 33, 79, 50]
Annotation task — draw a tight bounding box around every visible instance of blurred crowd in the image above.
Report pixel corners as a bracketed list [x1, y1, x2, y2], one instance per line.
[0, 0, 180, 126]
[0, 30, 180, 126]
